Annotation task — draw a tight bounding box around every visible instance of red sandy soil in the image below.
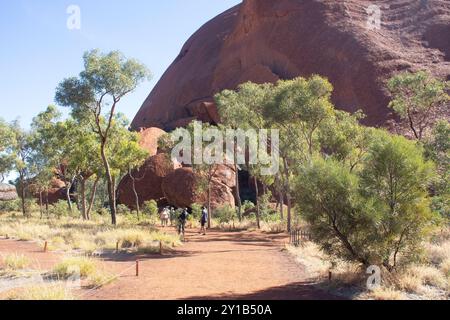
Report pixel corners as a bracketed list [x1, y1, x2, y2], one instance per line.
[0, 229, 340, 300]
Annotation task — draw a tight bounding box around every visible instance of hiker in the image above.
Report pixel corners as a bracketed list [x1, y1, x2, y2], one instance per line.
[200, 206, 208, 235]
[178, 208, 189, 236]
[160, 207, 170, 227]
[169, 207, 176, 226]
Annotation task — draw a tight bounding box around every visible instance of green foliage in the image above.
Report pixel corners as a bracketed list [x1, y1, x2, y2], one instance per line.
[294, 132, 438, 269]
[55, 50, 151, 224]
[214, 205, 236, 224]
[0, 118, 15, 180]
[259, 190, 277, 222]
[387, 71, 449, 141]
[0, 199, 21, 212]
[142, 200, 158, 216]
[191, 203, 203, 220]
[116, 204, 130, 215]
[48, 200, 79, 218]
[242, 200, 255, 212]
[424, 120, 450, 221]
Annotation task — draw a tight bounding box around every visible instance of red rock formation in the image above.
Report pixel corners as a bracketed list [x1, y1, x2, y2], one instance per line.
[117, 153, 181, 209]
[161, 165, 236, 209]
[136, 127, 166, 156]
[131, 0, 450, 131]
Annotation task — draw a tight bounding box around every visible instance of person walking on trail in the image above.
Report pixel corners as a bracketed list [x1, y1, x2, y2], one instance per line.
[169, 207, 176, 226]
[200, 206, 208, 235]
[160, 207, 170, 227]
[178, 208, 189, 237]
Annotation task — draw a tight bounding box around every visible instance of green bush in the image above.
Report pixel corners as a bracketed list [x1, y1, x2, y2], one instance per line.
[294, 133, 438, 270]
[242, 200, 255, 212]
[142, 200, 158, 216]
[116, 204, 130, 215]
[191, 203, 203, 220]
[215, 205, 236, 224]
[48, 200, 78, 218]
[0, 199, 21, 212]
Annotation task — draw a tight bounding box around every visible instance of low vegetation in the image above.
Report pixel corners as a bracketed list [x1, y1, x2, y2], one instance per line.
[0, 212, 181, 255]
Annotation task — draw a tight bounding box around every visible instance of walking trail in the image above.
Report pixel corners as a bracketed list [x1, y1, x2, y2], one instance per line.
[0, 229, 339, 300]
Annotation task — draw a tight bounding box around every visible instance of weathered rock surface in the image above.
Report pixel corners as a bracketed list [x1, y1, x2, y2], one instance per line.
[161, 165, 236, 209]
[131, 0, 450, 131]
[136, 127, 167, 156]
[117, 153, 181, 209]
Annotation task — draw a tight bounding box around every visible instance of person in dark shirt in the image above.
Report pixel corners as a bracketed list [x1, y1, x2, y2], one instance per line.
[178, 208, 189, 236]
[199, 206, 208, 235]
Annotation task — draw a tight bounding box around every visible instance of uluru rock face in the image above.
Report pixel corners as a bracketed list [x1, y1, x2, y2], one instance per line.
[161, 166, 236, 210]
[131, 0, 450, 131]
[117, 153, 181, 209]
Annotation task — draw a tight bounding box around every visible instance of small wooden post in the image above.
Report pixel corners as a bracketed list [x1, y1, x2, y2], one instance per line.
[116, 241, 120, 253]
[44, 241, 48, 252]
[328, 271, 332, 282]
[159, 241, 163, 255]
[136, 260, 139, 277]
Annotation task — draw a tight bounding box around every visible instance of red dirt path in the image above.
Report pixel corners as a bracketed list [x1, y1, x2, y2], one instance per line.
[0, 230, 340, 300]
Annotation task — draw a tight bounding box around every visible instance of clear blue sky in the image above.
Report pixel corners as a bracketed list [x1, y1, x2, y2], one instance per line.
[0, 0, 241, 128]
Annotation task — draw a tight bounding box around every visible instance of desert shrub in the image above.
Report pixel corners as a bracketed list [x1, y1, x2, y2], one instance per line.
[142, 200, 158, 216]
[48, 200, 78, 218]
[22, 198, 40, 213]
[53, 256, 96, 279]
[242, 200, 255, 212]
[2, 253, 30, 270]
[215, 205, 236, 224]
[294, 133, 437, 270]
[96, 207, 109, 216]
[0, 199, 21, 212]
[259, 191, 278, 222]
[116, 204, 130, 215]
[191, 203, 203, 220]
[7, 284, 74, 300]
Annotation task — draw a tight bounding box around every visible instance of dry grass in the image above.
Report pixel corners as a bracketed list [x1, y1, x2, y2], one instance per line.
[365, 287, 407, 300]
[286, 226, 450, 300]
[6, 284, 74, 300]
[286, 243, 331, 280]
[0, 212, 181, 255]
[2, 253, 31, 271]
[53, 256, 97, 279]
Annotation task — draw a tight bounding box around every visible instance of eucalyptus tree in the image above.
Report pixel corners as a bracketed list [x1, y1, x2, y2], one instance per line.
[262, 76, 335, 231]
[105, 113, 148, 219]
[9, 121, 34, 216]
[216, 82, 272, 225]
[55, 50, 151, 224]
[387, 71, 449, 141]
[0, 118, 15, 182]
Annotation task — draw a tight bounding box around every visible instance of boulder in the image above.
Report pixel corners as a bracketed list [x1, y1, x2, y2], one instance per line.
[161, 165, 236, 209]
[0, 183, 18, 201]
[131, 0, 450, 131]
[136, 127, 167, 156]
[117, 153, 181, 209]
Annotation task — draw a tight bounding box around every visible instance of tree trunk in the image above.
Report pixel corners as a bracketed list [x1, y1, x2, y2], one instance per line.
[279, 190, 284, 220]
[286, 194, 292, 232]
[65, 182, 73, 212]
[39, 190, 43, 219]
[80, 179, 87, 220]
[101, 143, 117, 225]
[20, 175, 26, 217]
[86, 176, 99, 220]
[130, 172, 140, 219]
[45, 189, 49, 216]
[283, 158, 292, 232]
[234, 164, 242, 222]
[254, 176, 260, 229]
[207, 182, 212, 229]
